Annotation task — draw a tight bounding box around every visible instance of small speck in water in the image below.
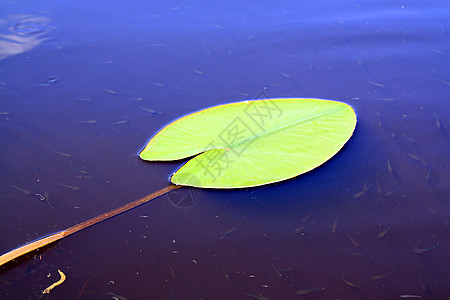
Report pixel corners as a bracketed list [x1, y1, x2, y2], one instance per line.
[39, 77, 58, 86]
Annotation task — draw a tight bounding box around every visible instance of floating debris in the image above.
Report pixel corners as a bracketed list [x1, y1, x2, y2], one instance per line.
[222, 264, 229, 280]
[205, 23, 226, 30]
[436, 78, 450, 86]
[347, 234, 360, 248]
[377, 225, 393, 239]
[370, 270, 395, 280]
[418, 273, 431, 294]
[400, 295, 421, 299]
[387, 160, 393, 173]
[404, 152, 420, 161]
[105, 292, 128, 300]
[271, 263, 293, 279]
[35, 193, 45, 201]
[192, 69, 204, 75]
[40, 77, 58, 86]
[54, 183, 80, 191]
[413, 242, 439, 254]
[11, 184, 32, 195]
[369, 80, 385, 87]
[344, 250, 361, 256]
[42, 269, 66, 294]
[148, 80, 164, 87]
[332, 216, 339, 232]
[425, 166, 432, 181]
[79, 120, 97, 124]
[403, 152, 429, 167]
[112, 120, 127, 125]
[294, 226, 305, 234]
[231, 90, 250, 97]
[277, 71, 291, 79]
[220, 221, 242, 240]
[352, 190, 365, 199]
[295, 213, 313, 233]
[43, 191, 54, 209]
[431, 113, 441, 129]
[278, 266, 293, 273]
[296, 287, 324, 295]
[78, 280, 88, 299]
[54, 150, 71, 158]
[376, 180, 382, 193]
[271, 263, 283, 278]
[246, 293, 271, 300]
[342, 275, 357, 287]
[201, 44, 211, 54]
[425, 45, 443, 55]
[301, 213, 312, 223]
[353, 181, 369, 198]
[384, 188, 399, 197]
[100, 87, 117, 94]
[138, 106, 161, 115]
[375, 97, 395, 101]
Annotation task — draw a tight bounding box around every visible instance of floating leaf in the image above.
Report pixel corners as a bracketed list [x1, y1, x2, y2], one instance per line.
[140, 98, 357, 188]
[0, 98, 358, 267]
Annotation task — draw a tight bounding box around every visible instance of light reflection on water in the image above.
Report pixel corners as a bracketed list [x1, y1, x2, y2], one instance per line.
[0, 0, 449, 299]
[0, 15, 50, 60]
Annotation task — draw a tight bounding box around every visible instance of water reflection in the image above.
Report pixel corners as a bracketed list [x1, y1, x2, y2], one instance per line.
[0, 15, 50, 60]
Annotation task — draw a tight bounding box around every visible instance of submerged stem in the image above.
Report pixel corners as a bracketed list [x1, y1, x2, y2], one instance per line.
[0, 184, 182, 268]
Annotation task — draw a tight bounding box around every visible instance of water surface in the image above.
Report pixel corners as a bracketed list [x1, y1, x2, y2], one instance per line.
[1, 0, 449, 299]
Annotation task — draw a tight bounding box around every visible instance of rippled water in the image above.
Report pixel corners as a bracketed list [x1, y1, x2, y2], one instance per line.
[1, 1, 449, 299]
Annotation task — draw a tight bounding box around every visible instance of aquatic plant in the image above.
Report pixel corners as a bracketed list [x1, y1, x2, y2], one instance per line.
[0, 98, 357, 267]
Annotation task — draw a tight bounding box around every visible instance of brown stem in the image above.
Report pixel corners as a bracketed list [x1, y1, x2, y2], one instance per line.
[0, 184, 182, 267]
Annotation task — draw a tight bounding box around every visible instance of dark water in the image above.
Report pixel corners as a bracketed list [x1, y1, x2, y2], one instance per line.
[1, 0, 449, 299]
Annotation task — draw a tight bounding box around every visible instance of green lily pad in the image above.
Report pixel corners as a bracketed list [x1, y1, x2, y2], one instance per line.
[140, 98, 357, 188]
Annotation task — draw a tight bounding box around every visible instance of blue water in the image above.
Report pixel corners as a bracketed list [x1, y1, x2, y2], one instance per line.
[1, 0, 449, 299]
